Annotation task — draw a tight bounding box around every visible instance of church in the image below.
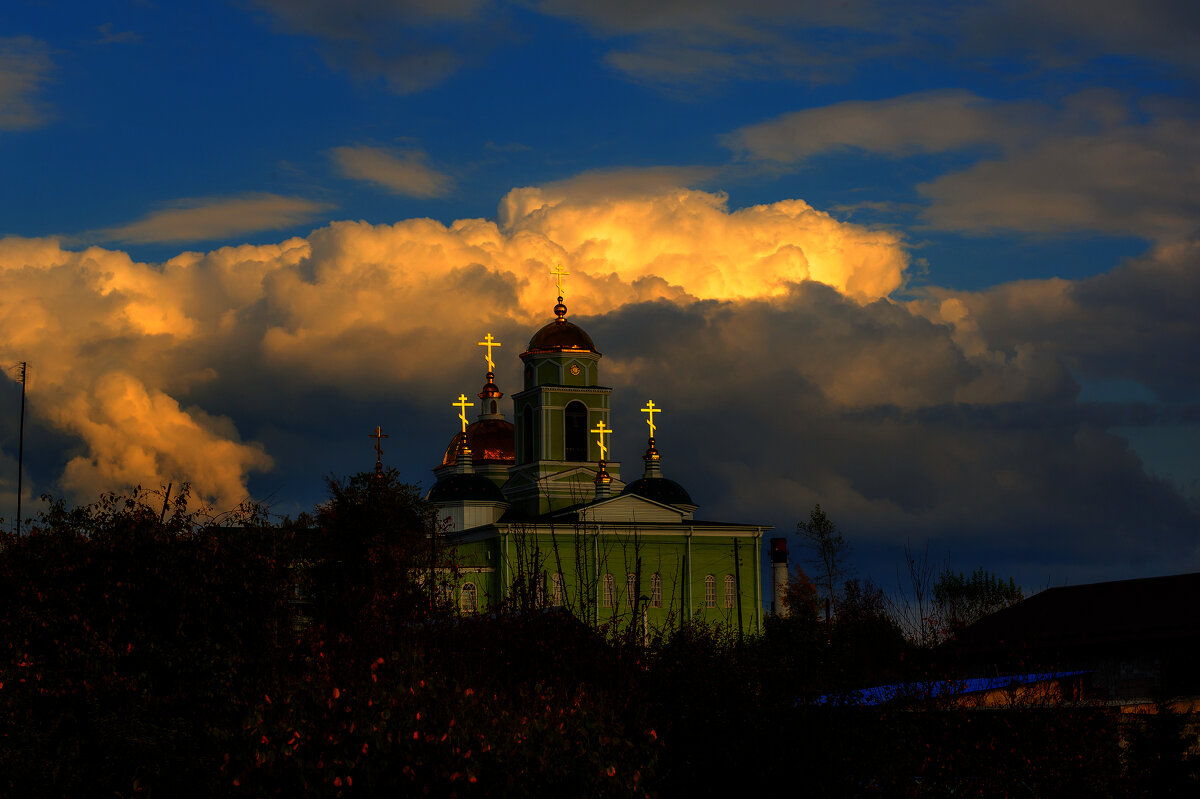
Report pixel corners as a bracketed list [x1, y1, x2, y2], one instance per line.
[425, 270, 771, 637]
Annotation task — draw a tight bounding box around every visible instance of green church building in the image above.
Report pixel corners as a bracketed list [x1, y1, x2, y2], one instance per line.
[425, 278, 771, 638]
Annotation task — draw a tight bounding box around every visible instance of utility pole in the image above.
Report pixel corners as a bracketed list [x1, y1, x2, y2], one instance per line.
[16, 362, 26, 535]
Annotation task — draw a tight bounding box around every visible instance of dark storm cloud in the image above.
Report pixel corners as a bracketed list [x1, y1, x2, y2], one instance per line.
[931, 240, 1200, 403]
[588, 281, 1200, 582]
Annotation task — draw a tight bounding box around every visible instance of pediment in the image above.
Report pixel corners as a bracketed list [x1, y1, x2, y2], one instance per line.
[569, 493, 686, 524]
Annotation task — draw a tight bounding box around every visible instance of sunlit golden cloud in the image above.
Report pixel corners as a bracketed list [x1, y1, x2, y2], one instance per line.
[0, 184, 911, 506]
[1, 180, 1197, 580]
[96, 193, 333, 245]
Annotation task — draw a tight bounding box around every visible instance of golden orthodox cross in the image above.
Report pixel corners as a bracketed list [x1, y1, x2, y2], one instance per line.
[591, 419, 612, 460]
[477, 333, 501, 372]
[641, 400, 660, 437]
[453, 394, 474, 433]
[550, 263, 569, 297]
[369, 425, 388, 467]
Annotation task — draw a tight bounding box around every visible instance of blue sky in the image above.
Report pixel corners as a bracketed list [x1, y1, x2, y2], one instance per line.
[1, 0, 1198, 590]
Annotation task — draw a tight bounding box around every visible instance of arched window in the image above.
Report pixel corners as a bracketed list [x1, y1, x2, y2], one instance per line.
[627, 573, 637, 607]
[602, 574, 615, 608]
[704, 574, 716, 608]
[651, 574, 662, 608]
[724, 575, 735, 609]
[490, 399, 497, 414]
[461, 582, 478, 614]
[552, 573, 565, 607]
[564, 401, 588, 461]
[521, 405, 535, 462]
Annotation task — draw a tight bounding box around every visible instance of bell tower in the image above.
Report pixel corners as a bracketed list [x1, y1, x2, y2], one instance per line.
[504, 269, 621, 514]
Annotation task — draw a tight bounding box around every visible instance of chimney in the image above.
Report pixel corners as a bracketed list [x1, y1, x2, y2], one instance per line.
[770, 537, 789, 616]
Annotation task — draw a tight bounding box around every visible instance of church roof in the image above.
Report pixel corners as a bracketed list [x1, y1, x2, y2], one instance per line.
[523, 300, 597, 354]
[427, 472, 507, 504]
[439, 420, 515, 467]
[621, 476, 695, 507]
[525, 318, 596, 354]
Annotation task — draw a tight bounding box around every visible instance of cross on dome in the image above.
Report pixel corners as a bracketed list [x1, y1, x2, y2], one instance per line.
[369, 425, 388, 474]
[477, 333, 501, 372]
[641, 400, 660, 438]
[453, 394, 474, 433]
[591, 419, 612, 460]
[550, 263, 569, 298]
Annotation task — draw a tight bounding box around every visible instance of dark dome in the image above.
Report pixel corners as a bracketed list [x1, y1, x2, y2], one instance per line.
[427, 472, 507, 504]
[440, 419, 515, 467]
[526, 319, 597, 354]
[621, 477, 695, 507]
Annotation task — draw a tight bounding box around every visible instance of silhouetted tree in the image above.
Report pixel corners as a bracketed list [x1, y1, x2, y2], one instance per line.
[934, 566, 1024, 633]
[308, 467, 439, 636]
[796, 504, 850, 627]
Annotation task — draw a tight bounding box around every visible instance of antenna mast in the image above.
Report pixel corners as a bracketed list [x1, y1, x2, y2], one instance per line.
[16, 362, 25, 535]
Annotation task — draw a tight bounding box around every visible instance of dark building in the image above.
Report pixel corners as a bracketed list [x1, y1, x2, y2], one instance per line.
[949, 572, 1200, 704]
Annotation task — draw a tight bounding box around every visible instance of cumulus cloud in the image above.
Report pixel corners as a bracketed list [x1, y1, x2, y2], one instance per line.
[0, 180, 1195, 584]
[914, 240, 1200, 405]
[96, 193, 333, 244]
[332, 145, 454, 197]
[0, 184, 905, 507]
[0, 238, 276, 507]
[589, 283, 1198, 582]
[0, 36, 53, 131]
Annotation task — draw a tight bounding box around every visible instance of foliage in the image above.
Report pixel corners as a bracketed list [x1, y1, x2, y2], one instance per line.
[934, 567, 1025, 633]
[796, 504, 850, 626]
[829, 578, 910, 690]
[2, 481, 1197, 795]
[308, 467, 442, 638]
[0, 485, 291, 797]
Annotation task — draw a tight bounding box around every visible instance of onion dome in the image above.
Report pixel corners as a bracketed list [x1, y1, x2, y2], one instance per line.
[524, 298, 598, 355]
[621, 476, 694, 506]
[620, 434, 696, 508]
[427, 472, 507, 503]
[440, 420, 515, 467]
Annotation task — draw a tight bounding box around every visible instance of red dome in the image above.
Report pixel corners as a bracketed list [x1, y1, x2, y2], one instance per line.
[439, 419, 515, 467]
